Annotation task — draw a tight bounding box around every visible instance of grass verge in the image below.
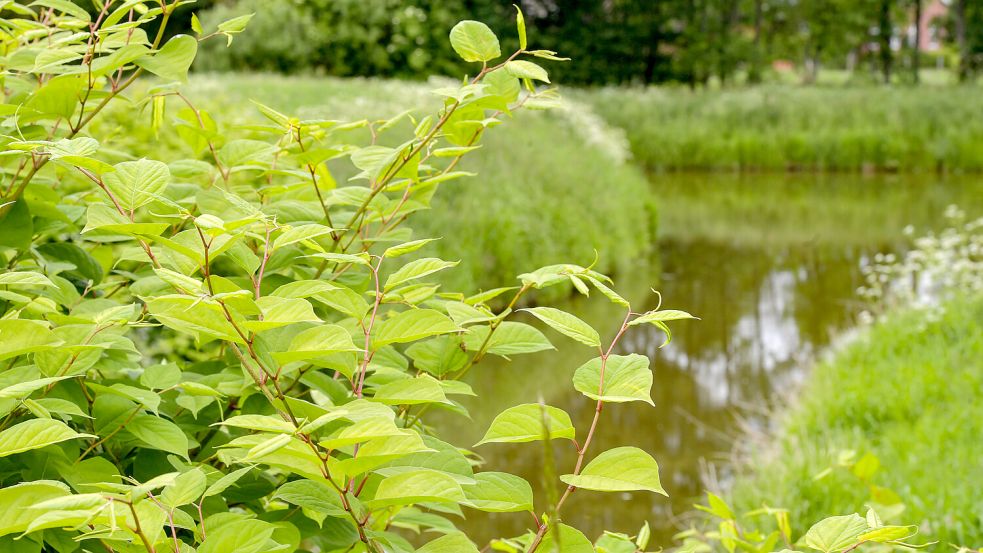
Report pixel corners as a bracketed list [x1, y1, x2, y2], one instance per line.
[581, 85, 983, 172]
[728, 297, 983, 548]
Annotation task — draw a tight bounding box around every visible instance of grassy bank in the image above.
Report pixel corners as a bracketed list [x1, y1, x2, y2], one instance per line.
[728, 297, 983, 548]
[112, 75, 657, 293]
[582, 85, 983, 172]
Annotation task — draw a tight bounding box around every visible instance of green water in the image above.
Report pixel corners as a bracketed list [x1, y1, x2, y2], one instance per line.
[436, 173, 983, 546]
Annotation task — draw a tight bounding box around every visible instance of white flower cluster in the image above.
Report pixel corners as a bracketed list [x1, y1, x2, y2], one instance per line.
[857, 205, 983, 322]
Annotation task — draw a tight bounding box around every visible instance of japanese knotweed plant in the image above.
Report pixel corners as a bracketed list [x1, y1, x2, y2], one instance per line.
[0, 2, 691, 552]
[0, 2, 927, 553]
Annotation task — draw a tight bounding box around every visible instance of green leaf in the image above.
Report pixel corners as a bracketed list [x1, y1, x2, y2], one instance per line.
[406, 336, 468, 377]
[244, 296, 320, 331]
[372, 375, 448, 406]
[127, 414, 190, 459]
[218, 415, 294, 434]
[197, 518, 275, 553]
[462, 472, 534, 513]
[515, 5, 527, 50]
[369, 469, 465, 508]
[160, 468, 206, 508]
[145, 296, 245, 344]
[30, 0, 91, 20]
[272, 324, 359, 363]
[273, 479, 347, 518]
[102, 159, 170, 211]
[134, 34, 198, 82]
[373, 309, 460, 348]
[0, 481, 70, 537]
[36, 243, 104, 284]
[334, 433, 432, 478]
[243, 433, 293, 461]
[0, 320, 57, 361]
[0, 200, 33, 250]
[520, 307, 600, 347]
[0, 419, 91, 458]
[476, 403, 575, 446]
[572, 354, 653, 405]
[449, 20, 501, 63]
[140, 363, 181, 390]
[629, 309, 698, 326]
[383, 238, 439, 258]
[463, 321, 553, 356]
[417, 533, 480, 553]
[539, 524, 595, 553]
[218, 13, 255, 34]
[82, 203, 169, 236]
[203, 465, 254, 498]
[0, 376, 72, 400]
[695, 491, 735, 520]
[190, 12, 203, 34]
[273, 223, 335, 250]
[802, 514, 869, 553]
[384, 258, 458, 291]
[505, 60, 550, 83]
[271, 280, 337, 299]
[560, 446, 666, 495]
[0, 271, 53, 288]
[858, 525, 918, 543]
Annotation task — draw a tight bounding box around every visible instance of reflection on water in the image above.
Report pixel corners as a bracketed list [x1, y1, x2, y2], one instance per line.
[435, 173, 982, 545]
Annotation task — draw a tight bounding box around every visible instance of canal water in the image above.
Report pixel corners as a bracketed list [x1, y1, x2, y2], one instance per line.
[436, 173, 983, 545]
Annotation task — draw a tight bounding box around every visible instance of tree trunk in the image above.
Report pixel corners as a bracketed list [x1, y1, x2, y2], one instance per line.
[912, 0, 921, 83]
[878, 0, 893, 83]
[748, 0, 764, 83]
[956, 0, 969, 81]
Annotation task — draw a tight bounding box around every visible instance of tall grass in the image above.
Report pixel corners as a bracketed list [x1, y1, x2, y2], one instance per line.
[727, 297, 983, 548]
[582, 86, 983, 172]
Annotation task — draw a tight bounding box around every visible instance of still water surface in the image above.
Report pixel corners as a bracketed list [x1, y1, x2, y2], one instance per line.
[436, 173, 982, 545]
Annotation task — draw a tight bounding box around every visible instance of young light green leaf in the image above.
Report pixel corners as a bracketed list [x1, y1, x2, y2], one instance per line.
[560, 446, 666, 495]
[134, 34, 198, 82]
[0, 419, 92, 458]
[505, 60, 550, 83]
[417, 533, 480, 553]
[462, 472, 534, 513]
[160, 468, 207, 508]
[272, 223, 335, 250]
[217, 415, 295, 434]
[373, 309, 460, 348]
[539, 524, 595, 553]
[369, 469, 465, 508]
[202, 465, 254, 498]
[572, 354, 654, 405]
[520, 307, 600, 348]
[476, 403, 575, 446]
[272, 324, 359, 363]
[102, 159, 170, 211]
[383, 238, 439, 258]
[514, 5, 527, 50]
[449, 21, 501, 63]
[384, 258, 458, 291]
[372, 375, 448, 406]
[630, 309, 698, 326]
[802, 514, 869, 553]
[0, 271, 54, 288]
[463, 321, 554, 356]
